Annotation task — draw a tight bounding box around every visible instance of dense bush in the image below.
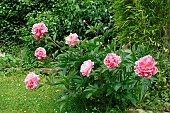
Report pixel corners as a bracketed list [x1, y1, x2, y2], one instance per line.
[0, 0, 55, 50]
[0, 0, 113, 46]
[0, 0, 31, 44]
[22, 0, 113, 44]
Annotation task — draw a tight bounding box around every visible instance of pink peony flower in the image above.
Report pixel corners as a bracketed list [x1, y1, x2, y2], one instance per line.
[24, 72, 40, 89]
[80, 60, 94, 76]
[35, 47, 47, 60]
[31, 22, 48, 41]
[104, 53, 121, 69]
[65, 33, 79, 46]
[135, 55, 158, 78]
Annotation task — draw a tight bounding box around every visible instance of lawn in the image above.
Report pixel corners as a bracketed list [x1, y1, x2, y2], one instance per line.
[0, 70, 61, 113]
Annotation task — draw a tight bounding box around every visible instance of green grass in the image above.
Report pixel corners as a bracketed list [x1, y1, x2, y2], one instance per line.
[0, 71, 61, 113]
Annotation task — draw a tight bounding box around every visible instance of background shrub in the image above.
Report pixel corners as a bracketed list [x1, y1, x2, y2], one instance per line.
[0, 0, 113, 46]
[0, 0, 39, 45]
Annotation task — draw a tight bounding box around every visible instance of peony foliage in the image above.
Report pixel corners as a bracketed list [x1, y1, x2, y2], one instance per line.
[28, 21, 159, 110]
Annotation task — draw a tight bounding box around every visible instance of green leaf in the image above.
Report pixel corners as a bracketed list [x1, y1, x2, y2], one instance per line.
[57, 95, 68, 112]
[125, 93, 137, 106]
[35, 84, 44, 89]
[73, 75, 83, 83]
[140, 84, 148, 102]
[138, 78, 149, 102]
[84, 84, 99, 98]
[113, 83, 122, 91]
[130, 98, 137, 106]
[86, 93, 93, 99]
[106, 88, 113, 96]
[85, 30, 92, 34]
[150, 76, 158, 83]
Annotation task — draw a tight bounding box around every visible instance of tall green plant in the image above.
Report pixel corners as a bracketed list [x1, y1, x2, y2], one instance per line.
[111, 0, 169, 48]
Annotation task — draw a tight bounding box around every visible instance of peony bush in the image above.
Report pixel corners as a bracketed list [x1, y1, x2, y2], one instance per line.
[26, 22, 159, 111]
[52, 37, 159, 111]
